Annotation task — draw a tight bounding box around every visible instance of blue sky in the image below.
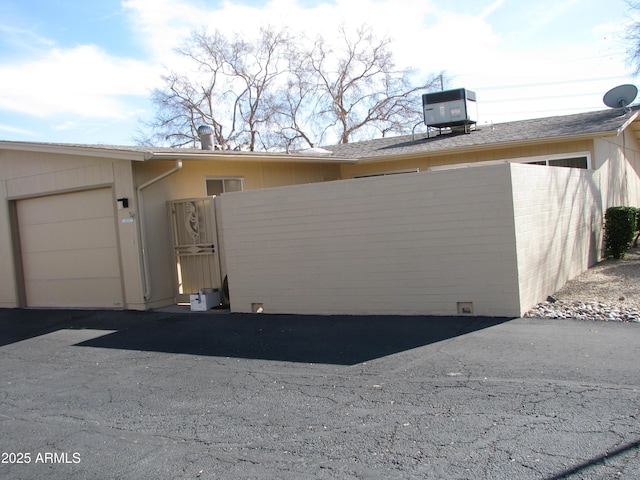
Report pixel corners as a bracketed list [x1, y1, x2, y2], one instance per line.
[0, 0, 638, 146]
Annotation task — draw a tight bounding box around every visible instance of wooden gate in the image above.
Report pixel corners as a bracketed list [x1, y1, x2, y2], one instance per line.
[168, 197, 222, 304]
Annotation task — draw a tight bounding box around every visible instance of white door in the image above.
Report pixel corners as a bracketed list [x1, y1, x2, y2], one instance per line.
[16, 188, 124, 308]
[168, 197, 222, 304]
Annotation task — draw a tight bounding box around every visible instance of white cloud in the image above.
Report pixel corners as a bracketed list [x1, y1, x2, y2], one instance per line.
[123, 0, 440, 59]
[120, 0, 466, 83]
[396, 10, 502, 79]
[527, 0, 580, 30]
[479, 0, 507, 19]
[0, 24, 55, 53]
[116, 0, 636, 125]
[122, 0, 204, 61]
[53, 120, 81, 131]
[0, 44, 161, 118]
[0, 123, 37, 136]
[0, 0, 635, 145]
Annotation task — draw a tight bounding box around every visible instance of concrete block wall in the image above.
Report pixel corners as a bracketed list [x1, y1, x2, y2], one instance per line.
[220, 164, 521, 316]
[511, 164, 603, 313]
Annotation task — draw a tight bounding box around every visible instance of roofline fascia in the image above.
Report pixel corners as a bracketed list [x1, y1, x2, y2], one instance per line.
[145, 151, 358, 164]
[616, 110, 640, 135]
[0, 141, 148, 161]
[0, 141, 357, 164]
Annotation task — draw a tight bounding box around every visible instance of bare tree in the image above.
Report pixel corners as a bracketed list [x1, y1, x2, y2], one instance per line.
[144, 30, 228, 147]
[143, 27, 289, 150]
[142, 24, 445, 150]
[270, 44, 327, 151]
[628, 1, 640, 77]
[273, 25, 444, 149]
[289, 25, 444, 145]
[222, 27, 290, 151]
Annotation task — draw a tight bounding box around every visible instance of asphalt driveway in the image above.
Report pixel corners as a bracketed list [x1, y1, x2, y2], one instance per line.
[0, 308, 638, 479]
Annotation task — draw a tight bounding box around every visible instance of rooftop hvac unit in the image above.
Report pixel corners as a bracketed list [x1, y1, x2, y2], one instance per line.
[423, 88, 477, 131]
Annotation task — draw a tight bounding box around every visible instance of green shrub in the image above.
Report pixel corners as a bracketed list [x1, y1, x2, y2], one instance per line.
[604, 206, 638, 259]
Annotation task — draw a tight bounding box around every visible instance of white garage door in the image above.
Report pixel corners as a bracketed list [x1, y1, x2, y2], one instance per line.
[17, 188, 124, 308]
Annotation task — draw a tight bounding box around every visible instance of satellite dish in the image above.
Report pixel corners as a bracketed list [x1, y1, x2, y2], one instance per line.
[603, 84, 638, 113]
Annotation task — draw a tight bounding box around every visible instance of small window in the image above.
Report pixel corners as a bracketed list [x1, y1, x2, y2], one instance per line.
[548, 157, 588, 169]
[352, 169, 419, 179]
[206, 177, 243, 196]
[515, 152, 591, 170]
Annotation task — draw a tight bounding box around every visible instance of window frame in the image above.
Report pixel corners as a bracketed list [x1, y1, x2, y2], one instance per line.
[204, 176, 244, 196]
[510, 151, 592, 170]
[352, 168, 420, 179]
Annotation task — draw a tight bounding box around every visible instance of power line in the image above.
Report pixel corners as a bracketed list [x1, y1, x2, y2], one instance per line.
[475, 76, 631, 91]
[479, 106, 609, 117]
[482, 92, 606, 103]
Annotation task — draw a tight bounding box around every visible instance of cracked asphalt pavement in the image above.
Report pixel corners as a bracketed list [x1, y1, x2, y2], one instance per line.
[0, 309, 639, 479]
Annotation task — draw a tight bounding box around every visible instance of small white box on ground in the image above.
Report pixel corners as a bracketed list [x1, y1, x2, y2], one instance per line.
[190, 289, 221, 311]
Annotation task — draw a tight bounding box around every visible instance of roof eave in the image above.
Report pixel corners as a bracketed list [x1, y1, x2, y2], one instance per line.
[0, 141, 356, 164]
[617, 110, 640, 135]
[146, 151, 357, 164]
[0, 141, 149, 161]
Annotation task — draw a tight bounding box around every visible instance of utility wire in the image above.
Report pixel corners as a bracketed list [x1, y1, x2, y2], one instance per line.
[483, 92, 606, 103]
[480, 106, 613, 117]
[476, 76, 631, 90]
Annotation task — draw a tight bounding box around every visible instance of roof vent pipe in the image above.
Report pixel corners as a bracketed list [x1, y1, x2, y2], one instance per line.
[198, 125, 215, 150]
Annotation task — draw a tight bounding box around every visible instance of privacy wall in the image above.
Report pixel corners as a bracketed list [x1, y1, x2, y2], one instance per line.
[220, 164, 522, 316]
[510, 164, 603, 313]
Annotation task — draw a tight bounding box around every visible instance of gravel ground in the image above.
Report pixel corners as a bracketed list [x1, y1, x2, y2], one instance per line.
[525, 247, 640, 323]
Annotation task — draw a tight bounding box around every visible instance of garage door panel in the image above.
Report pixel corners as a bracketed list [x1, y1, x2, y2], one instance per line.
[22, 247, 121, 280]
[17, 188, 124, 308]
[19, 217, 117, 253]
[24, 278, 124, 308]
[17, 188, 115, 225]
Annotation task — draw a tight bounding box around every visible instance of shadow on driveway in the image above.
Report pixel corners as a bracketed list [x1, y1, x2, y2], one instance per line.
[0, 309, 513, 365]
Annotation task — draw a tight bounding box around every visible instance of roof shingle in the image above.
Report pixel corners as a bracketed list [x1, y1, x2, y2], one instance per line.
[321, 108, 638, 160]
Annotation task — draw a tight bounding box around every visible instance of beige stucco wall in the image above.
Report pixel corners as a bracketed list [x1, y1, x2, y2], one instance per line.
[220, 164, 521, 316]
[0, 150, 143, 309]
[593, 129, 640, 209]
[132, 159, 342, 308]
[0, 179, 16, 308]
[511, 164, 603, 313]
[2, 127, 638, 313]
[512, 130, 640, 314]
[339, 139, 594, 178]
[219, 128, 640, 318]
[0, 149, 340, 310]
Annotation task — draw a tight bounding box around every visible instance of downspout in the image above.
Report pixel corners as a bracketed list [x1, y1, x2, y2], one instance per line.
[136, 159, 183, 301]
